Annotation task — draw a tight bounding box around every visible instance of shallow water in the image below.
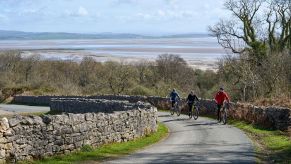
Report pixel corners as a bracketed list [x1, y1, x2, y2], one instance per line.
[0, 37, 226, 70]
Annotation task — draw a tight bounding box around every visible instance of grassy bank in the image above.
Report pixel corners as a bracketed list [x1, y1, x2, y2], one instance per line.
[228, 120, 291, 163]
[0, 112, 47, 119]
[20, 122, 168, 164]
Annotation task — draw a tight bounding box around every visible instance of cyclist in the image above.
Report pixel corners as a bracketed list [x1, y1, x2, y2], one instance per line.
[186, 91, 199, 117]
[214, 87, 230, 121]
[169, 88, 180, 108]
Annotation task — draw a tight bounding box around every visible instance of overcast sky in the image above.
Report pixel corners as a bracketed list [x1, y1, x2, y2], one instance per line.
[0, 0, 229, 35]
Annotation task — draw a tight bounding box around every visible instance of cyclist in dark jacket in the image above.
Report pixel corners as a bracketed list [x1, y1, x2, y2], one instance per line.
[186, 91, 199, 116]
[169, 89, 180, 107]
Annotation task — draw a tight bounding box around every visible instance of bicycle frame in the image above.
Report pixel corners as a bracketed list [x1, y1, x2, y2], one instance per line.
[192, 102, 199, 120]
[170, 100, 181, 116]
[189, 101, 199, 119]
[219, 101, 229, 124]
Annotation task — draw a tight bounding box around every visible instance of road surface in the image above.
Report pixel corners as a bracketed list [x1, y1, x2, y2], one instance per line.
[0, 105, 255, 163]
[0, 104, 50, 115]
[107, 112, 255, 163]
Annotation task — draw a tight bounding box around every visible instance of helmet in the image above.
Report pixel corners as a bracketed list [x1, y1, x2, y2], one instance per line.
[220, 87, 224, 91]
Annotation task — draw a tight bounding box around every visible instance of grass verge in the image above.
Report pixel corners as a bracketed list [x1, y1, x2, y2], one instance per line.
[0, 112, 47, 119]
[20, 122, 168, 164]
[228, 120, 291, 163]
[0, 111, 61, 119]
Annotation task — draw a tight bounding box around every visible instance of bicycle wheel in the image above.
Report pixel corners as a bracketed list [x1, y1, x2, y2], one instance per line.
[176, 105, 181, 116]
[222, 109, 227, 124]
[170, 107, 174, 115]
[189, 110, 192, 119]
[188, 105, 193, 118]
[218, 110, 222, 122]
[193, 107, 199, 120]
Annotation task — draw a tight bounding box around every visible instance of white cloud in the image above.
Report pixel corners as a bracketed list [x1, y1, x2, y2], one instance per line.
[17, 6, 48, 16]
[0, 0, 227, 33]
[157, 10, 166, 17]
[0, 14, 8, 21]
[66, 6, 89, 17]
[164, 0, 178, 6]
[21, 9, 38, 15]
[78, 6, 88, 16]
[115, 0, 139, 5]
[134, 9, 196, 21]
[136, 13, 152, 20]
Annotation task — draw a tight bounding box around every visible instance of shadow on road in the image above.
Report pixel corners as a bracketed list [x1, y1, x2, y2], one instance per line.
[117, 150, 255, 164]
[159, 114, 172, 117]
[162, 118, 189, 123]
[185, 122, 218, 126]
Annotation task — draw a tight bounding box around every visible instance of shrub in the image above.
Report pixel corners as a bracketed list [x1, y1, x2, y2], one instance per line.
[128, 85, 154, 96]
[1, 87, 25, 98]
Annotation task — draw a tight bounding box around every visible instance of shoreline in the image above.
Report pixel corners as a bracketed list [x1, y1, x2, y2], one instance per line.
[0, 38, 225, 71]
[20, 49, 220, 71]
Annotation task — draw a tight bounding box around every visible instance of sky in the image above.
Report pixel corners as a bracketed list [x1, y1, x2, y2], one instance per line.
[0, 0, 229, 35]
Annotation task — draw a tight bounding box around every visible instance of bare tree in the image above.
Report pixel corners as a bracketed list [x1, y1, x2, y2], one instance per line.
[217, 54, 256, 101]
[134, 61, 154, 84]
[0, 51, 22, 85]
[209, 0, 291, 63]
[156, 54, 188, 82]
[266, 0, 291, 52]
[79, 57, 99, 87]
[210, 0, 264, 54]
[103, 62, 133, 95]
[21, 55, 40, 83]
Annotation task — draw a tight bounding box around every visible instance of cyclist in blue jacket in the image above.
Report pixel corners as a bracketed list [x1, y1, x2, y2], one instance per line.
[169, 89, 180, 108]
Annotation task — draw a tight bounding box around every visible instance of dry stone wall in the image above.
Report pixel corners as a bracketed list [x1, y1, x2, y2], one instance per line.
[0, 100, 157, 163]
[50, 98, 153, 113]
[12, 95, 169, 109]
[12, 96, 83, 106]
[199, 99, 291, 131]
[12, 95, 291, 131]
[229, 103, 291, 131]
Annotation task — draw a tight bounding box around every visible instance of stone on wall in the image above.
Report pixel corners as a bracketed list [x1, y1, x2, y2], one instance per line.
[0, 99, 157, 162]
[50, 98, 153, 114]
[12, 95, 291, 131]
[199, 100, 291, 130]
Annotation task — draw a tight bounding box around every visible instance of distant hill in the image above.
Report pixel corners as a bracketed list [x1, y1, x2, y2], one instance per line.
[0, 30, 210, 40]
[0, 30, 148, 40]
[160, 33, 211, 38]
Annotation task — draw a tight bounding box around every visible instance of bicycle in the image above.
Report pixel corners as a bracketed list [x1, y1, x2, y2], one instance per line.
[188, 101, 199, 120]
[219, 101, 229, 125]
[170, 100, 181, 116]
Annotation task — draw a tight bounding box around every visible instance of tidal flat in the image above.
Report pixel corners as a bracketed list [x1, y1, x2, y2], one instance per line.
[0, 37, 227, 70]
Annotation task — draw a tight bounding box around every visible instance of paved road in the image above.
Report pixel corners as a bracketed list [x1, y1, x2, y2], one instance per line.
[0, 104, 50, 115]
[107, 112, 255, 164]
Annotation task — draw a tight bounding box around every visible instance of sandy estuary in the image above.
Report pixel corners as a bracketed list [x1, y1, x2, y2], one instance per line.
[0, 37, 227, 70]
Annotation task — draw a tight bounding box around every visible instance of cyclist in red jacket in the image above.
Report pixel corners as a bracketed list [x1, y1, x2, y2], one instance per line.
[214, 87, 230, 121]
